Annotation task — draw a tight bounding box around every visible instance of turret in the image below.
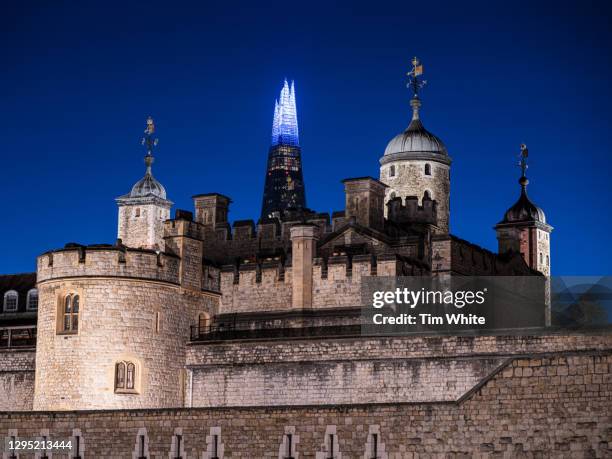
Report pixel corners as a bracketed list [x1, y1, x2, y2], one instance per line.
[116, 117, 173, 250]
[379, 58, 451, 234]
[495, 145, 553, 275]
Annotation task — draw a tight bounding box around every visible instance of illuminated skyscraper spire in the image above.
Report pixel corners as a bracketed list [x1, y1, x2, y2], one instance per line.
[271, 79, 299, 146]
[261, 80, 307, 219]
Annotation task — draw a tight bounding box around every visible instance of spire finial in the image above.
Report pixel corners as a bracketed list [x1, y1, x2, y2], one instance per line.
[407, 57, 427, 120]
[518, 143, 529, 190]
[141, 116, 158, 174]
[270, 80, 299, 146]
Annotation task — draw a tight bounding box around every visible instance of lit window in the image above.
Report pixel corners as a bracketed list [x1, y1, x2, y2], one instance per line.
[61, 294, 79, 333]
[3, 290, 18, 312]
[425, 163, 431, 175]
[26, 289, 38, 311]
[389, 165, 395, 177]
[115, 360, 137, 392]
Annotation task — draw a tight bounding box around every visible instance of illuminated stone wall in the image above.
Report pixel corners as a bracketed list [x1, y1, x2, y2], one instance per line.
[2, 350, 611, 457]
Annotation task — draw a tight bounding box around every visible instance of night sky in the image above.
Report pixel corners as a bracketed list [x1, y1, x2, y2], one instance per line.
[1, 0, 611, 275]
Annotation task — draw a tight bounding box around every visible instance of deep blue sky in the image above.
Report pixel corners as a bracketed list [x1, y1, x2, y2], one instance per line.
[1, 0, 611, 275]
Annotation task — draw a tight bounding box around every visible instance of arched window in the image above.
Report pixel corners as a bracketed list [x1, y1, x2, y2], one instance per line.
[61, 294, 79, 333]
[126, 362, 136, 389]
[425, 163, 431, 175]
[389, 165, 395, 177]
[26, 289, 38, 310]
[115, 360, 137, 392]
[115, 362, 125, 388]
[389, 192, 396, 199]
[423, 190, 432, 200]
[3, 290, 18, 312]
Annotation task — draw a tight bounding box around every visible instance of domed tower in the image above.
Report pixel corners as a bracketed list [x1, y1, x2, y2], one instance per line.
[379, 58, 451, 233]
[116, 117, 173, 250]
[495, 145, 553, 275]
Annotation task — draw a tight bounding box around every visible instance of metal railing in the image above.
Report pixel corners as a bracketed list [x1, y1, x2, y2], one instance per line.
[0, 325, 37, 349]
[190, 313, 361, 342]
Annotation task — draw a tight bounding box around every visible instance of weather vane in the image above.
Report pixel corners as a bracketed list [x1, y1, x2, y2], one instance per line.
[518, 143, 529, 177]
[141, 116, 158, 156]
[407, 56, 427, 98]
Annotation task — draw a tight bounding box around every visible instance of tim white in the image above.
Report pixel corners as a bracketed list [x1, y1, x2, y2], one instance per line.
[372, 312, 486, 325]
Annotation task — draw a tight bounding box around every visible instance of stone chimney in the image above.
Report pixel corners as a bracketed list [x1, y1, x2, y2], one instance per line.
[342, 177, 387, 231]
[290, 224, 319, 309]
[192, 193, 231, 228]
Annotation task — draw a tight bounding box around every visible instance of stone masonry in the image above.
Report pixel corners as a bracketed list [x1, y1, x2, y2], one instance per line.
[2, 349, 611, 457]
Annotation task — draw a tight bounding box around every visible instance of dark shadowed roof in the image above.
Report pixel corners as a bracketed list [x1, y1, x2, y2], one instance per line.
[0, 272, 37, 323]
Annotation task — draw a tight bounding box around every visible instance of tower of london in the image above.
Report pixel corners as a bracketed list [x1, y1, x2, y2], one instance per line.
[0, 61, 609, 458]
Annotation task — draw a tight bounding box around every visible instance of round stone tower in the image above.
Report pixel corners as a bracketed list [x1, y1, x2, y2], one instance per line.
[32, 118, 217, 411]
[379, 59, 451, 233]
[32, 245, 214, 411]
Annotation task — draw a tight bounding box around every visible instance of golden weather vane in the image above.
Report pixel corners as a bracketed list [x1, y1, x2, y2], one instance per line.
[141, 116, 159, 155]
[407, 56, 427, 97]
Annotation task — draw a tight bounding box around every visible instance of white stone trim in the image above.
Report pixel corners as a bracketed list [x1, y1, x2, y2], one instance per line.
[34, 428, 53, 458]
[202, 427, 224, 459]
[363, 425, 387, 459]
[132, 428, 149, 459]
[316, 425, 341, 459]
[168, 427, 186, 459]
[278, 426, 299, 459]
[70, 428, 84, 458]
[4, 428, 19, 459]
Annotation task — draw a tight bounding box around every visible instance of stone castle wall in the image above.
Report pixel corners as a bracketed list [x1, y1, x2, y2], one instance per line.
[34, 248, 218, 411]
[186, 332, 612, 409]
[219, 255, 420, 313]
[2, 349, 610, 457]
[38, 248, 181, 285]
[0, 349, 35, 411]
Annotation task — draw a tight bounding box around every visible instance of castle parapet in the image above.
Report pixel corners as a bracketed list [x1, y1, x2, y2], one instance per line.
[233, 220, 256, 240]
[37, 244, 180, 285]
[163, 211, 206, 242]
[331, 211, 347, 231]
[387, 195, 437, 226]
[218, 251, 428, 313]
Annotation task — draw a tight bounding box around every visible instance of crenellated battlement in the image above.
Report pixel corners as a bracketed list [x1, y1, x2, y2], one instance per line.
[387, 195, 437, 225]
[219, 252, 427, 313]
[37, 243, 181, 285]
[163, 211, 206, 241]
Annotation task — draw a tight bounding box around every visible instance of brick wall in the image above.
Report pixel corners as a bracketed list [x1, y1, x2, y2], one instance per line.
[186, 333, 612, 410]
[189, 357, 506, 407]
[1, 351, 610, 457]
[0, 349, 35, 411]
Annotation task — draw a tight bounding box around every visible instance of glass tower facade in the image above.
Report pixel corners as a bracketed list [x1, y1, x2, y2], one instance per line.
[261, 80, 307, 219]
